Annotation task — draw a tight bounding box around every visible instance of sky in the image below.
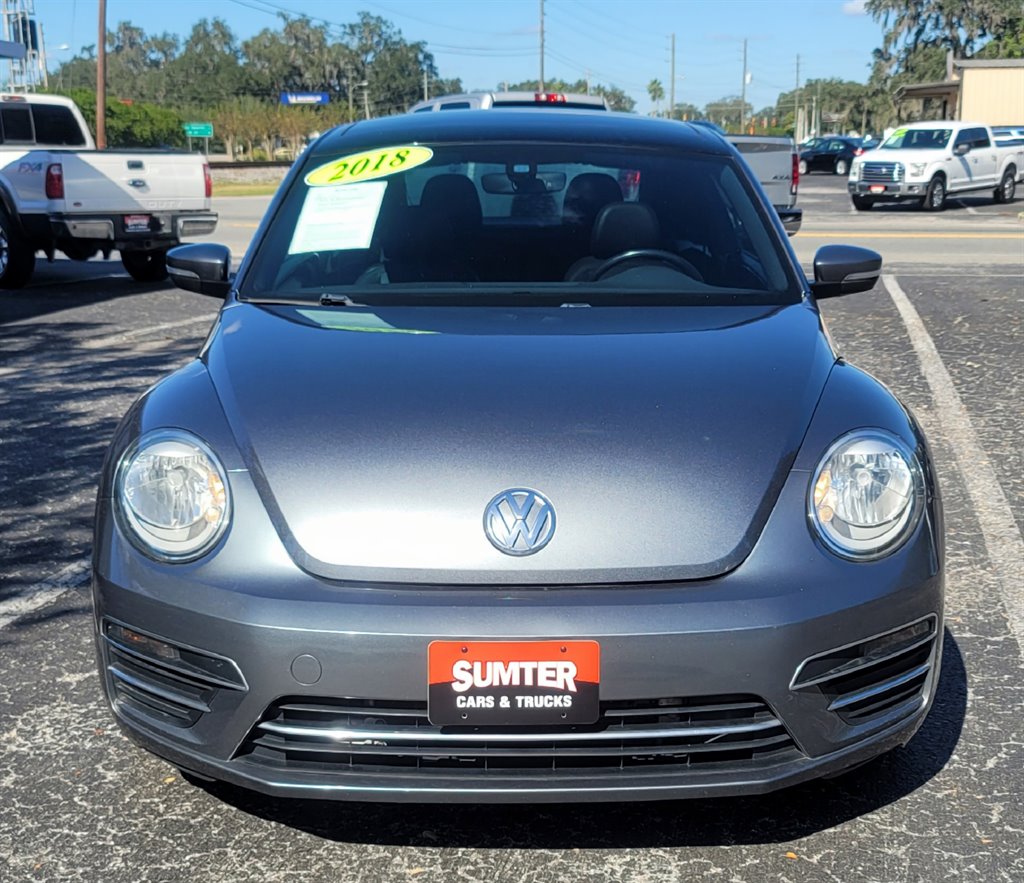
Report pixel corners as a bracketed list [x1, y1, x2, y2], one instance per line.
[28, 0, 887, 114]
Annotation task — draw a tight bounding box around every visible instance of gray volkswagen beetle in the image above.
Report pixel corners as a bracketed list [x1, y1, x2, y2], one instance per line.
[93, 110, 943, 803]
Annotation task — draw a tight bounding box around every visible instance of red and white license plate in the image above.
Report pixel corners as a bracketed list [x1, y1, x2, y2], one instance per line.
[869, 185, 886, 194]
[428, 640, 600, 726]
[124, 214, 151, 232]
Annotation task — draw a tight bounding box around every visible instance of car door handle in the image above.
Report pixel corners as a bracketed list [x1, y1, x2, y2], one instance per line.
[127, 179, 147, 188]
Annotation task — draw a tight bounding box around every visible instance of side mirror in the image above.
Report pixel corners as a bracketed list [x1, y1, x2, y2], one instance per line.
[777, 207, 802, 237]
[167, 243, 232, 298]
[954, 142, 971, 156]
[811, 244, 882, 299]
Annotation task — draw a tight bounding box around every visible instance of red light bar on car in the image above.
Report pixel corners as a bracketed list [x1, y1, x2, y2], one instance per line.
[535, 93, 567, 104]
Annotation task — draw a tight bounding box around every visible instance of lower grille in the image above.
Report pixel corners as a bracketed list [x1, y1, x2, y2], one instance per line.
[792, 616, 937, 725]
[236, 694, 801, 774]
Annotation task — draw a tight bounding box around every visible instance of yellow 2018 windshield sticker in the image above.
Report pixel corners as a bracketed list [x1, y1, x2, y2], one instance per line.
[305, 145, 433, 187]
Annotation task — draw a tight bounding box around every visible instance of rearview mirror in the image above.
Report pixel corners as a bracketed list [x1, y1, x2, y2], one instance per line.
[954, 142, 971, 156]
[167, 243, 232, 298]
[810, 244, 881, 299]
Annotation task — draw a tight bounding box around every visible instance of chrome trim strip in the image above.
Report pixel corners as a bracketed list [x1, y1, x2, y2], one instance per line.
[826, 662, 931, 712]
[108, 665, 210, 713]
[792, 631, 936, 690]
[257, 718, 782, 744]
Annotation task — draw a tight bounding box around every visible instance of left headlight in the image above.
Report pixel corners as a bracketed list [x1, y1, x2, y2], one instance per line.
[809, 429, 924, 560]
[115, 430, 231, 562]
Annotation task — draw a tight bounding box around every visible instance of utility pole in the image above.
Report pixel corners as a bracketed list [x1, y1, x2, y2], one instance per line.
[423, 68, 428, 101]
[816, 80, 822, 135]
[362, 82, 370, 120]
[96, 0, 106, 148]
[669, 33, 675, 120]
[795, 53, 801, 141]
[585, 69, 590, 95]
[740, 38, 748, 132]
[539, 0, 544, 92]
[347, 68, 354, 121]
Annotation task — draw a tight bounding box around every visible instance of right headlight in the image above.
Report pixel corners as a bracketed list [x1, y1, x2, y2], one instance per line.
[115, 430, 231, 562]
[850, 161, 861, 181]
[809, 430, 924, 560]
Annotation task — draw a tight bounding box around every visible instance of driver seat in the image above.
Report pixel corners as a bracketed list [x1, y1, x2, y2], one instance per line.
[564, 202, 662, 282]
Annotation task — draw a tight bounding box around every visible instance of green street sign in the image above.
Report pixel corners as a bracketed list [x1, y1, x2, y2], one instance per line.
[183, 122, 213, 138]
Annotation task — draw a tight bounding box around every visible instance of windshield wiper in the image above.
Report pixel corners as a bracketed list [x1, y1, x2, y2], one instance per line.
[319, 293, 364, 307]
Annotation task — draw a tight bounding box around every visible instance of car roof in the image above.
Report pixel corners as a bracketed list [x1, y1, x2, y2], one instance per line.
[310, 110, 731, 157]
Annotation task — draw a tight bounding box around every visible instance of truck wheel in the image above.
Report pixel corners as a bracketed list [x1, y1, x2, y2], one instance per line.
[923, 176, 946, 211]
[798, 159, 808, 176]
[0, 211, 36, 289]
[121, 249, 168, 282]
[851, 195, 874, 211]
[994, 169, 1016, 204]
[835, 158, 849, 176]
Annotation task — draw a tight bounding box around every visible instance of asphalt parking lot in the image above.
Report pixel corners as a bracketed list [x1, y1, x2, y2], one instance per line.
[0, 173, 1021, 882]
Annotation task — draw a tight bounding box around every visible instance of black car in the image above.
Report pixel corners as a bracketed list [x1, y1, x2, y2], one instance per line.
[799, 136, 861, 176]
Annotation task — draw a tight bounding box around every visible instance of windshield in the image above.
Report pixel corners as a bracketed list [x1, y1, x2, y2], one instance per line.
[880, 128, 952, 150]
[240, 141, 799, 306]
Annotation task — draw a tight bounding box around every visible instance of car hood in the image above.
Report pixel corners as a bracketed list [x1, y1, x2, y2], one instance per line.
[205, 302, 835, 584]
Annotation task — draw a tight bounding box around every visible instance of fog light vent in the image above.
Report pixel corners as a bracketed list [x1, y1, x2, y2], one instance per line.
[791, 616, 938, 725]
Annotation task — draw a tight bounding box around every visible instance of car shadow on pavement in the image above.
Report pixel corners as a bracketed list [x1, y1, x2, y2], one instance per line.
[202, 628, 967, 847]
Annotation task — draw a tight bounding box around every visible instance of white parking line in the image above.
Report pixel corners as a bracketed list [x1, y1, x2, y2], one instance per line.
[954, 200, 979, 215]
[884, 274, 1024, 656]
[0, 557, 92, 629]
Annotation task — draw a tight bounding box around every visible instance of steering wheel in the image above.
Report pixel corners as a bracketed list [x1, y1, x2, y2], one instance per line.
[590, 249, 704, 282]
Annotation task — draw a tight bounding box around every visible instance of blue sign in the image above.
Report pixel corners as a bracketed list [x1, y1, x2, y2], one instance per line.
[280, 92, 330, 106]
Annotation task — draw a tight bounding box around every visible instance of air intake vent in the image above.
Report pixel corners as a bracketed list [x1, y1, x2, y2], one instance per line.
[236, 694, 801, 775]
[103, 619, 246, 728]
[792, 616, 937, 725]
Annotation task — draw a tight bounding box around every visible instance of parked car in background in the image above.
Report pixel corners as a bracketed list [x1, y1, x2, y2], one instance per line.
[854, 137, 880, 155]
[0, 93, 217, 287]
[798, 136, 860, 176]
[410, 91, 610, 112]
[849, 121, 1023, 211]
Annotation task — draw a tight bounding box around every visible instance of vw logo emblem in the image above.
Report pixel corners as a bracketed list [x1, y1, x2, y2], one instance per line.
[483, 488, 556, 556]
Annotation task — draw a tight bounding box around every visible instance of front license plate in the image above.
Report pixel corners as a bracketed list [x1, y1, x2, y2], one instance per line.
[869, 185, 886, 194]
[124, 214, 151, 232]
[428, 640, 600, 726]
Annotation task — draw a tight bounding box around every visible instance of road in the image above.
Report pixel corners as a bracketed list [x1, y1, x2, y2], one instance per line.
[0, 174, 1022, 882]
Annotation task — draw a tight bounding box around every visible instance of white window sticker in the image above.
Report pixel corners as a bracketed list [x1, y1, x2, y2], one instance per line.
[287, 181, 387, 255]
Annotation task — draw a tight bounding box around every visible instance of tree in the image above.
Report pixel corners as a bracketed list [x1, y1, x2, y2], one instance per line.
[703, 95, 752, 131]
[647, 78, 665, 115]
[866, 0, 1024, 65]
[668, 101, 701, 121]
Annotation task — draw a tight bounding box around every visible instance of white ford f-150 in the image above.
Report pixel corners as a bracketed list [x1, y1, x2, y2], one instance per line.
[848, 121, 1023, 211]
[0, 93, 217, 287]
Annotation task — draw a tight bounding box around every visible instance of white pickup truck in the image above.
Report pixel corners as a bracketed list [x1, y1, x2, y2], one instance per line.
[0, 93, 217, 287]
[848, 121, 1023, 211]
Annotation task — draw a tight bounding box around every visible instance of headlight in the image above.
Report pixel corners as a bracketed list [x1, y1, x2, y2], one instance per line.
[908, 162, 928, 177]
[808, 430, 924, 560]
[115, 430, 231, 562]
[850, 161, 861, 181]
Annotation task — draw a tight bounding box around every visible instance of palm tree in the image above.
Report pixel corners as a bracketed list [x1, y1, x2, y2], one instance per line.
[647, 78, 665, 117]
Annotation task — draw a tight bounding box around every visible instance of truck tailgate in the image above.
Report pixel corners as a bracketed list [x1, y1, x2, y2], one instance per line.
[58, 151, 209, 212]
[729, 137, 797, 208]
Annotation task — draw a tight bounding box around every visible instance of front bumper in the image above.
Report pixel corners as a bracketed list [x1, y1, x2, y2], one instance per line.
[848, 181, 927, 200]
[92, 466, 944, 803]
